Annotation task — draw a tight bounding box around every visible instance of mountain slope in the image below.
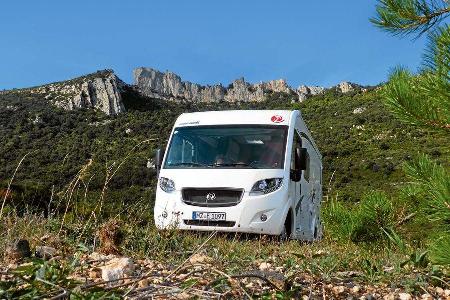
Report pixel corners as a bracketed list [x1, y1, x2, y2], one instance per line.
[0, 70, 125, 115]
[0, 74, 448, 212]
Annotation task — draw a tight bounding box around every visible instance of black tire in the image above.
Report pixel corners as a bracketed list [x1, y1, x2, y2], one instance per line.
[279, 212, 292, 241]
[313, 219, 324, 241]
[279, 223, 288, 241]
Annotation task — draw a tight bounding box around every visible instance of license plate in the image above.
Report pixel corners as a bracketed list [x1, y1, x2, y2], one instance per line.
[192, 211, 226, 221]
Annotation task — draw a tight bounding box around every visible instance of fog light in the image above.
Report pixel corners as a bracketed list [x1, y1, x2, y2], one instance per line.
[260, 214, 267, 222]
[162, 211, 168, 218]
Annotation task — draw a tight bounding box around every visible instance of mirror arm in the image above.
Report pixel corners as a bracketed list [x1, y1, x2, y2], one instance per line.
[155, 149, 162, 176]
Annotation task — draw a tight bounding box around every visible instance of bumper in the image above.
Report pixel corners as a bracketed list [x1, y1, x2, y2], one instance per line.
[154, 188, 289, 235]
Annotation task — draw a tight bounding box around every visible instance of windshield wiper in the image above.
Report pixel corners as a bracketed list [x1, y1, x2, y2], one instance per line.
[212, 162, 257, 169]
[170, 162, 209, 167]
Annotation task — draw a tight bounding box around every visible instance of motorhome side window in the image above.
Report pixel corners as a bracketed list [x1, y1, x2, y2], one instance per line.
[164, 125, 288, 169]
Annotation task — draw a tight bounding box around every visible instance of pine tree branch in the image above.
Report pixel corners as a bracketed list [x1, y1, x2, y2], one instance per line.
[382, 67, 450, 131]
[371, 0, 450, 36]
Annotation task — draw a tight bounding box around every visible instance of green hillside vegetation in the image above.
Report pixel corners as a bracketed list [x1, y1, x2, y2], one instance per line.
[1, 85, 447, 208]
[0, 83, 448, 298]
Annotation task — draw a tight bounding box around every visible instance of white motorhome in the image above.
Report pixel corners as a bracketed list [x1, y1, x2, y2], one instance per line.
[154, 110, 323, 240]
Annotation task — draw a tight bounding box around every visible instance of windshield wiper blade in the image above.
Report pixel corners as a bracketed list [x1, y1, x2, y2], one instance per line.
[170, 162, 209, 167]
[212, 162, 257, 169]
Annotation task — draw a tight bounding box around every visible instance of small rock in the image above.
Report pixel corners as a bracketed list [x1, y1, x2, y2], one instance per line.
[383, 266, 394, 273]
[188, 253, 212, 264]
[40, 234, 51, 241]
[398, 293, 411, 300]
[176, 292, 191, 299]
[35, 246, 57, 259]
[258, 262, 272, 270]
[245, 282, 254, 289]
[176, 273, 188, 280]
[444, 289, 450, 296]
[100, 257, 134, 282]
[353, 107, 366, 114]
[301, 295, 309, 300]
[7, 263, 18, 269]
[333, 285, 346, 295]
[89, 252, 115, 261]
[88, 269, 101, 279]
[336, 270, 362, 278]
[146, 159, 155, 169]
[435, 287, 444, 295]
[383, 294, 395, 300]
[138, 278, 149, 288]
[5, 240, 31, 261]
[274, 266, 284, 272]
[352, 286, 361, 294]
[421, 294, 433, 300]
[312, 249, 327, 257]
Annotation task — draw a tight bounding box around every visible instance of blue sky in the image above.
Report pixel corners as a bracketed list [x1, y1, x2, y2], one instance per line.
[0, 1, 428, 90]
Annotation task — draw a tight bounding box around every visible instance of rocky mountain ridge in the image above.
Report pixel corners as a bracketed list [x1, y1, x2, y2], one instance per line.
[1, 68, 367, 115]
[134, 67, 365, 103]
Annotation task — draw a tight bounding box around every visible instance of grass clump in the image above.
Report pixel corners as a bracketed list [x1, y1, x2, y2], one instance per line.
[323, 191, 395, 243]
[351, 191, 394, 243]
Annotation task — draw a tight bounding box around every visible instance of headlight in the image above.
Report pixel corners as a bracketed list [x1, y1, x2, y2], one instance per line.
[159, 177, 175, 193]
[249, 178, 283, 196]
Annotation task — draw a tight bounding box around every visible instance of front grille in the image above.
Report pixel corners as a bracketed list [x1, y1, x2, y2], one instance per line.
[184, 220, 236, 227]
[182, 188, 243, 207]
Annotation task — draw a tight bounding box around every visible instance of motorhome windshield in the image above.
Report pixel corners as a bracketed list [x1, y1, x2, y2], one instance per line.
[164, 125, 288, 169]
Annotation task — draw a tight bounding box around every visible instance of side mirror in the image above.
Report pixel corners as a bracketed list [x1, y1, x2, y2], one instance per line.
[297, 147, 307, 171]
[155, 149, 163, 174]
[291, 147, 307, 182]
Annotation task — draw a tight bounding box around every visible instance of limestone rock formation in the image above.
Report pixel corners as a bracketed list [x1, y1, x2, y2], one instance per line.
[134, 67, 294, 103]
[133, 67, 225, 102]
[134, 67, 367, 104]
[57, 71, 125, 115]
[223, 77, 263, 102]
[15, 70, 125, 115]
[297, 85, 326, 102]
[68, 73, 124, 115]
[335, 81, 361, 93]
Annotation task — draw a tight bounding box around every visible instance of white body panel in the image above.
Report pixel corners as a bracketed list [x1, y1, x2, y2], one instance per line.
[154, 110, 322, 240]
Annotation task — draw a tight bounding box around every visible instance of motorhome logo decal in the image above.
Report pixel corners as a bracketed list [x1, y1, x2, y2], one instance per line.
[205, 192, 216, 201]
[271, 115, 284, 123]
[179, 121, 200, 126]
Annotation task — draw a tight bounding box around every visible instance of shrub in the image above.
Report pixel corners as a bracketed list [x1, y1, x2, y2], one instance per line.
[322, 195, 356, 240]
[351, 191, 394, 243]
[403, 154, 450, 227]
[429, 234, 450, 266]
[324, 191, 396, 243]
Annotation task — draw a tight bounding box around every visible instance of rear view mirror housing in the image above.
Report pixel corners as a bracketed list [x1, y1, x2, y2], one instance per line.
[290, 147, 307, 182]
[298, 147, 307, 171]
